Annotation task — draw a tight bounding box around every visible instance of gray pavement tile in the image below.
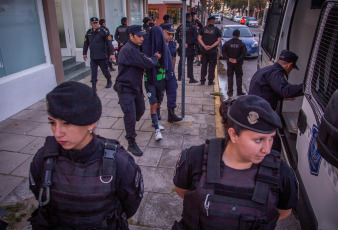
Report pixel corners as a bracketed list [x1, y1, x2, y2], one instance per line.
[201, 104, 215, 112]
[99, 97, 112, 107]
[20, 137, 45, 155]
[0, 133, 36, 152]
[129, 226, 164, 230]
[27, 101, 47, 111]
[139, 166, 174, 193]
[182, 135, 205, 150]
[135, 192, 182, 229]
[0, 174, 24, 204]
[137, 147, 163, 167]
[191, 97, 214, 105]
[113, 118, 145, 131]
[148, 132, 183, 150]
[0, 119, 15, 129]
[0, 120, 41, 135]
[0, 151, 31, 174]
[108, 107, 124, 118]
[170, 122, 200, 136]
[0, 179, 35, 206]
[182, 114, 215, 124]
[96, 90, 109, 98]
[200, 123, 216, 140]
[94, 128, 123, 141]
[158, 149, 181, 169]
[10, 156, 33, 177]
[11, 110, 48, 123]
[118, 130, 152, 148]
[27, 123, 53, 137]
[103, 91, 118, 99]
[105, 99, 119, 108]
[139, 120, 171, 134]
[101, 107, 115, 117]
[96, 117, 118, 129]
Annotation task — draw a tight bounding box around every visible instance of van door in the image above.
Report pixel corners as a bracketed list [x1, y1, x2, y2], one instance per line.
[296, 1, 338, 229]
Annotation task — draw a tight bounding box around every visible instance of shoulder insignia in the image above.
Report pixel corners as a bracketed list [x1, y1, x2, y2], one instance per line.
[108, 35, 113, 41]
[106, 30, 108, 33]
[84, 37, 86, 42]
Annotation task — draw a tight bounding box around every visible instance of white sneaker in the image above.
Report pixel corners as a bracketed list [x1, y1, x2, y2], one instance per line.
[152, 124, 164, 131]
[155, 129, 163, 141]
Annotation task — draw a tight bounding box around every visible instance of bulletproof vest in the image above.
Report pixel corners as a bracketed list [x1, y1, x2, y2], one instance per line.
[202, 25, 218, 46]
[178, 22, 195, 45]
[38, 136, 121, 229]
[182, 138, 281, 230]
[117, 25, 128, 43]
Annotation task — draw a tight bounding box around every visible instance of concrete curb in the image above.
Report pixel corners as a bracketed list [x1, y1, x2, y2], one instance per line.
[214, 66, 224, 138]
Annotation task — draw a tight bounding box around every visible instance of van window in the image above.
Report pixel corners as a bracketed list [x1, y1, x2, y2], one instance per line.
[261, 0, 288, 59]
[305, 2, 338, 117]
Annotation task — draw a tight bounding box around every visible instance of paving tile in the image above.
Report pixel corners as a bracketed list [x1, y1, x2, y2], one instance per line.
[129, 226, 163, 230]
[170, 122, 200, 136]
[105, 99, 119, 108]
[99, 97, 111, 107]
[182, 135, 205, 150]
[191, 97, 214, 105]
[0, 175, 24, 204]
[200, 123, 216, 140]
[0, 133, 36, 152]
[148, 132, 183, 150]
[0, 179, 35, 206]
[27, 123, 53, 137]
[137, 147, 163, 167]
[11, 110, 48, 123]
[96, 90, 109, 98]
[19, 137, 45, 155]
[140, 166, 174, 193]
[0, 119, 15, 129]
[139, 119, 171, 134]
[118, 130, 152, 148]
[0, 120, 41, 135]
[11, 156, 33, 177]
[94, 128, 123, 141]
[0, 152, 31, 174]
[27, 101, 47, 111]
[108, 107, 124, 118]
[96, 117, 118, 129]
[158, 149, 181, 169]
[101, 107, 115, 117]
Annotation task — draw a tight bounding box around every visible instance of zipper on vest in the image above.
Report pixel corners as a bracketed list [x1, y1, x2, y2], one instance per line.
[204, 194, 210, 216]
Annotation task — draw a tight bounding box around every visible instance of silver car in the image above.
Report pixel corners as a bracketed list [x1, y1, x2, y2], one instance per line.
[233, 16, 242, 22]
[211, 13, 222, 24]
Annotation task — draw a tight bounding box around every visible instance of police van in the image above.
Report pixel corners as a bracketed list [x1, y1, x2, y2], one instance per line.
[258, 0, 337, 229]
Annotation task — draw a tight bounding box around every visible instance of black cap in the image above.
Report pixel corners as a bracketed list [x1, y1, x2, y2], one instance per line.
[160, 23, 175, 33]
[128, 25, 147, 36]
[227, 95, 282, 134]
[90, 17, 99, 23]
[279, 50, 299, 70]
[46, 82, 102, 126]
[208, 16, 216, 21]
[233, 29, 240, 36]
[121, 17, 127, 23]
[99, 19, 105, 25]
[163, 14, 170, 21]
[143, 17, 151, 24]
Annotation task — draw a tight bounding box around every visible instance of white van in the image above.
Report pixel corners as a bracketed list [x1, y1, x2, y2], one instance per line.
[258, 1, 338, 229]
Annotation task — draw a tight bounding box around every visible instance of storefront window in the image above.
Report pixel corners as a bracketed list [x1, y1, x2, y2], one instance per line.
[105, 0, 126, 33]
[149, 9, 159, 19]
[88, 0, 98, 20]
[130, 0, 143, 25]
[71, 0, 87, 48]
[167, 8, 181, 24]
[0, 0, 45, 78]
[55, 0, 66, 48]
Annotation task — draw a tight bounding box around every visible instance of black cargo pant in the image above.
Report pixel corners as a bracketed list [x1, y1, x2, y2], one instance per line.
[117, 90, 145, 143]
[178, 54, 194, 80]
[201, 50, 217, 83]
[227, 61, 244, 94]
[90, 58, 111, 83]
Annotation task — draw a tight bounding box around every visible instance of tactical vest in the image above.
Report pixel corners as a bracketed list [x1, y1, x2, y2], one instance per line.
[201, 26, 219, 47]
[38, 136, 122, 229]
[178, 22, 195, 46]
[117, 26, 128, 44]
[181, 138, 281, 230]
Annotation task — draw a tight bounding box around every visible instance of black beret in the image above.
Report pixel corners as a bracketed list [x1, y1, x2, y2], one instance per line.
[46, 82, 102, 126]
[227, 95, 282, 134]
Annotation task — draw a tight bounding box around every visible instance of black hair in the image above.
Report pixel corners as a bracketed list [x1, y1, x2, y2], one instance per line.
[186, 13, 192, 19]
[121, 17, 127, 23]
[99, 19, 105, 26]
[163, 14, 170, 22]
[219, 100, 246, 143]
[143, 17, 150, 24]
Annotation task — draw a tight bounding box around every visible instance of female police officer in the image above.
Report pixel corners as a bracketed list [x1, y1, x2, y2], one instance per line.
[28, 81, 144, 230]
[173, 95, 298, 230]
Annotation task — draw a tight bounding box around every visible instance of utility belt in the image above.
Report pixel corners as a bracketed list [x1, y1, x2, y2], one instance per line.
[114, 82, 134, 94]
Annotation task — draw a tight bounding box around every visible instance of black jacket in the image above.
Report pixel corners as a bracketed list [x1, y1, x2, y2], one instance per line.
[249, 62, 304, 110]
[175, 21, 198, 56]
[222, 38, 247, 63]
[83, 28, 113, 59]
[114, 24, 129, 46]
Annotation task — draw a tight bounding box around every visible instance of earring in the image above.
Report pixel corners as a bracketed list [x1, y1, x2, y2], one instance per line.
[89, 130, 93, 134]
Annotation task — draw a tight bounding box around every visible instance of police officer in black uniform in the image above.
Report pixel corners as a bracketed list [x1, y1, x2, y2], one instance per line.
[83, 17, 115, 91]
[99, 18, 116, 72]
[142, 17, 152, 33]
[175, 13, 198, 83]
[222, 29, 247, 96]
[172, 95, 298, 230]
[249, 50, 303, 111]
[198, 16, 222, 85]
[28, 81, 144, 230]
[161, 14, 171, 25]
[114, 25, 161, 156]
[114, 17, 129, 53]
[191, 12, 203, 66]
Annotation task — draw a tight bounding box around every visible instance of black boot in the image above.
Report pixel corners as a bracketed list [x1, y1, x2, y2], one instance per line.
[92, 82, 97, 92]
[127, 141, 143, 156]
[189, 78, 198, 83]
[106, 78, 112, 88]
[168, 108, 182, 123]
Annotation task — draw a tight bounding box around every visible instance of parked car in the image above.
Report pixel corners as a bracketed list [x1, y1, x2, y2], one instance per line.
[233, 15, 242, 22]
[219, 25, 258, 58]
[229, 15, 235, 21]
[246, 17, 259, 27]
[225, 14, 231, 19]
[211, 13, 222, 23]
[240, 16, 248, 24]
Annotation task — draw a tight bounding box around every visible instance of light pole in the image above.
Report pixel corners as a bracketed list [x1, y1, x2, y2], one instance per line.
[248, 0, 250, 17]
[181, 0, 187, 118]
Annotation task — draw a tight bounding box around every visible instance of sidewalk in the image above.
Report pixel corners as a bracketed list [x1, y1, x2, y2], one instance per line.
[0, 60, 217, 229]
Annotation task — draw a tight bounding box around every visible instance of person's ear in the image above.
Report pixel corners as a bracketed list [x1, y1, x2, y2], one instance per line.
[228, 128, 238, 143]
[88, 122, 96, 132]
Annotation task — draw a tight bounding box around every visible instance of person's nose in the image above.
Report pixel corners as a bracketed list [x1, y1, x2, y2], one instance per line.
[261, 140, 271, 154]
[54, 124, 65, 138]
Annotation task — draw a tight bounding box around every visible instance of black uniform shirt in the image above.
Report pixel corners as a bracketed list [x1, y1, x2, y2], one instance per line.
[115, 24, 129, 45]
[115, 40, 158, 94]
[221, 38, 247, 63]
[199, 24, 222, 52]
[174, 143, 298, 210]
[30, 135, 142, 218]
[175, 21, 198, 55]
[249, 62, 304, 110]
[83, 28, 114, 59]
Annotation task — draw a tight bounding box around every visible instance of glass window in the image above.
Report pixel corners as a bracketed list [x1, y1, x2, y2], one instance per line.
[261, 0, 287, 59]
[88, 0, 98, 20]
[105, 0, 125, 33]
[55, 0, 66, 48]
[71, 0, 87, 48]
[0, 0, 45, 78]
[149, 9, 159, 20]
[130, 0, 142, 25]
[222, 27, 253, 38]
